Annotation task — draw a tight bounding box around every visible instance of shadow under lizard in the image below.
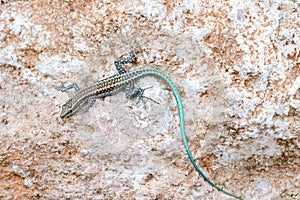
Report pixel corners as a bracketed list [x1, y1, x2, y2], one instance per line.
[55, 50, 242, 199]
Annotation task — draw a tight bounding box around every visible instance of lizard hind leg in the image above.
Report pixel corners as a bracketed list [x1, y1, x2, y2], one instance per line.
[126, 85, 160, 105]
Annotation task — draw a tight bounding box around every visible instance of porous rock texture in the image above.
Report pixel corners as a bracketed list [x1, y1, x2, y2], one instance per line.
[0, 1, 299, 199]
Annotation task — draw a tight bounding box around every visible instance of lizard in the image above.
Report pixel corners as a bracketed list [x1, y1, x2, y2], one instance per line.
[54, 50, 242, 199]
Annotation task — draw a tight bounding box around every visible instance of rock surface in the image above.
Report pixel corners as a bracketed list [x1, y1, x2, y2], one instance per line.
[0, 1, 299, 199]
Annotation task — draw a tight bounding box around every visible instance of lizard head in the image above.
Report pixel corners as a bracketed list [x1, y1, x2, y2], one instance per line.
[60, 99, 75, 118]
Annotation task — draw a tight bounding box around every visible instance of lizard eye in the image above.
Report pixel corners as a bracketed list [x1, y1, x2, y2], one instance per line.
[63, 99, 73, 109]
[66, 100, 74, 108]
